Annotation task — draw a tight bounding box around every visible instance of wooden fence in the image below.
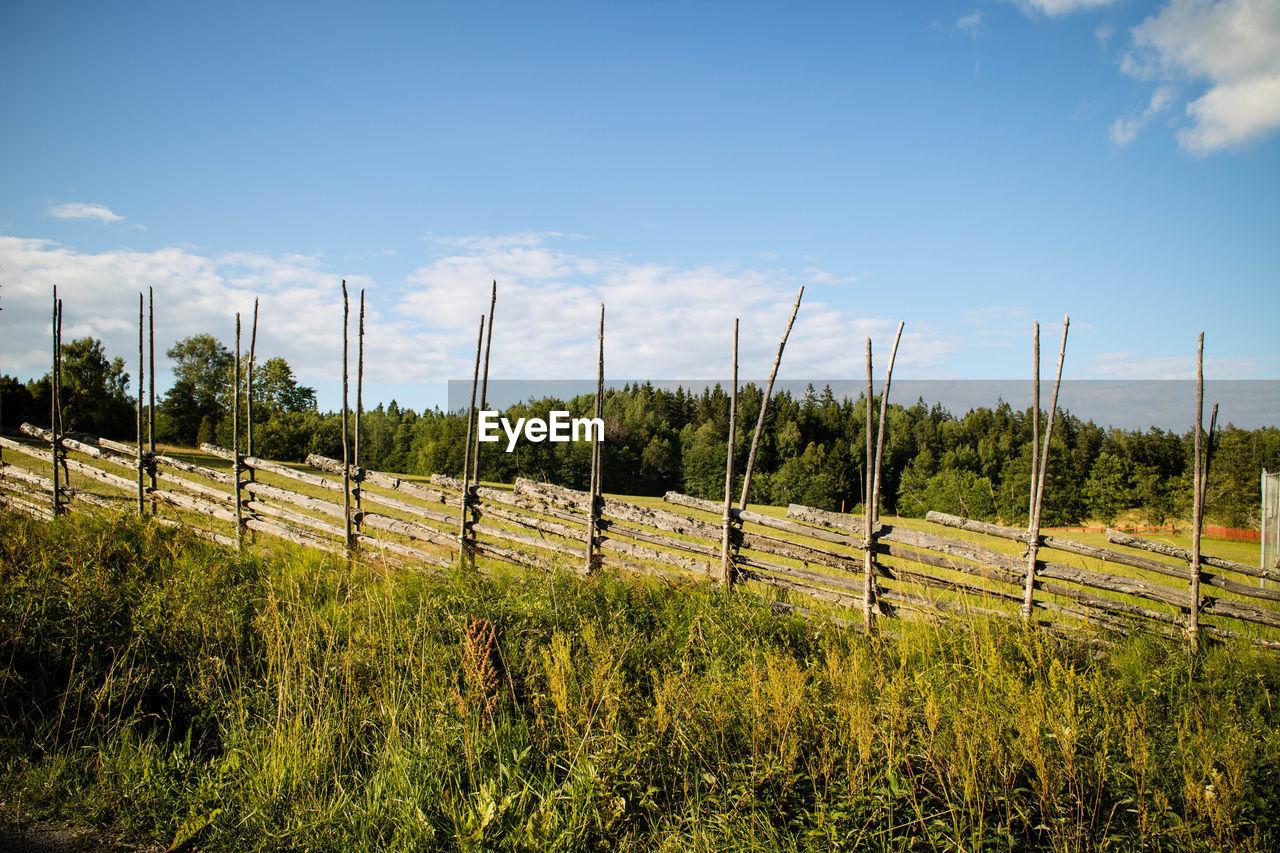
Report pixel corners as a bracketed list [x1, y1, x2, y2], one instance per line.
[4, 284, 1276, 655]
[3, 421, 1279, 654]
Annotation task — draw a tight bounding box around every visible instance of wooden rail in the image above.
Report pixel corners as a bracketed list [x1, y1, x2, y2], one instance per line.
[3, 424, 1277, 654]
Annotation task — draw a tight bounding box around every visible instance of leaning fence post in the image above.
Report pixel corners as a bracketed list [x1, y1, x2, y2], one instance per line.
[1190, 333, 1205, 649]
[871, 322, 904, 526]
[739, 286, 803, 509]
[1200, 403, 1218, 512]
[247, 297, 258, 461]
[1023, 316, 1068, 623]
[720, 319, 738, 587]
[584, 302, 605, 573]
[471, 281, 497, 489]
[233, 313, 244, 549]
[458, 315, 485, 566]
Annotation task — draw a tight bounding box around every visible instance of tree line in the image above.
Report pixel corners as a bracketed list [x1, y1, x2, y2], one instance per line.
[4, 334, 1278, 528]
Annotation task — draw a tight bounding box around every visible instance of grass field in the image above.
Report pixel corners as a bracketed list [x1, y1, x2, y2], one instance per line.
[3, 508, 1280, 852]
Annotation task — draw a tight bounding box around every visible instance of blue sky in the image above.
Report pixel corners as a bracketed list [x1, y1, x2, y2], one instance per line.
[2, 0, 1278, 417]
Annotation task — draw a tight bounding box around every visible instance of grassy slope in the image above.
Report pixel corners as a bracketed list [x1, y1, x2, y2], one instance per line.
[3, 511, 1280, 852]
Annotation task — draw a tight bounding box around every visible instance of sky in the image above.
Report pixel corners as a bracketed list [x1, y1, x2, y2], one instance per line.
[1, 0, 1278, 424]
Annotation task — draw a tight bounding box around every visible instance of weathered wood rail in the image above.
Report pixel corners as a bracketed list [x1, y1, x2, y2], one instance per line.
[3, 422, 1277, 653]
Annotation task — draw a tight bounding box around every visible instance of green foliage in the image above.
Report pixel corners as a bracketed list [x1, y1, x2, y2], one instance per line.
[158, 333, 235, 446]
[19, 338, 136, 439]
[0, 373, 36, 430]
[4, 511, 1280, 851]
[1085, 451, 1130, 525]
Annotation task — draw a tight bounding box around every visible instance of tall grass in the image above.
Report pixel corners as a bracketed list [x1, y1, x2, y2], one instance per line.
[2, 510, 1279, 851]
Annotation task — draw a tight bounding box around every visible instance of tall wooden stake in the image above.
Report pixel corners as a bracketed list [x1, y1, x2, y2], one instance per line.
[871, 322, 904, 525]
[247, 297, 258, 460]
[1200, 403, 1218, 511]
[1190, 333, 1204, 647]
[471, 281, 497, 488]
[233, 313, 244, 550]
[148, 287, 156, 501]
[863, 337, 875, 628]
[50, 288, 60, 515]
[458, 315, 485, 565]
[1023, 316, 1069, 623]
[341, 283, 353, 558]
[720, 319, 738, 586]
[1028, 322, 1040, 527]
[739, 286, 803, 509]
[585, 302, 604, 574]
[354, 290, 364, 528]
[0, 285, 4, 468]
[137, 292, 145, 515]
[56, 298, 65, 500]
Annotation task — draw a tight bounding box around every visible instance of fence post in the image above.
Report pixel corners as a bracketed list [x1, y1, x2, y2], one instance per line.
[1023, 316, 1068, 624]
[585, 302, 604, 574]
[233, 313, 244, 549]
[50, 291, 63, 516]
[340, 283, 354, 559]
[471, 281, 497, 488]
[871, 322, 904, 527]
[247, 297, 258, 462]
[148, 287, 157, 510]
[863, 337, 876, 628]
[862, 322, 904, 627]
[354, 290, 364, 539]
[1189, 333, 1205, 649]
[720, 319, 738, 587]
[1264, 469, 1271, 589]
[137, 292, 145, 515]
[458, 314, 485, 566]
[739, 287, 803, 509]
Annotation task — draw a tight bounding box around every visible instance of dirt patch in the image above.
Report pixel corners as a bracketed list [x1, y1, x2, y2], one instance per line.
[0, 809, 161, 853]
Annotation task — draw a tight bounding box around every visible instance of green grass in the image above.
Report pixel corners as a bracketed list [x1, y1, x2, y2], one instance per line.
[3, 510, 1280, 852]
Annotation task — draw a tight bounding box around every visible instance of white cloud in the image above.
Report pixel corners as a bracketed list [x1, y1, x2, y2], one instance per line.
[1007, 0, 1122, 17]
[800, 266, 864, 285]
[398, 240, 928, 382]
[0, 237, 351, 392]
[1120, 0, 1280, 153]
[1109, 84, 1177, 144]
[5, 233, 1046, 407]
[1089, 350, 1260, 378]
[47, 202, 123, 224]
[956, 11, 984, 37]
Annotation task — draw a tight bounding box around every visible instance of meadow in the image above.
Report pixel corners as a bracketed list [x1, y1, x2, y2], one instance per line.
[3, 509, 1280, 852]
